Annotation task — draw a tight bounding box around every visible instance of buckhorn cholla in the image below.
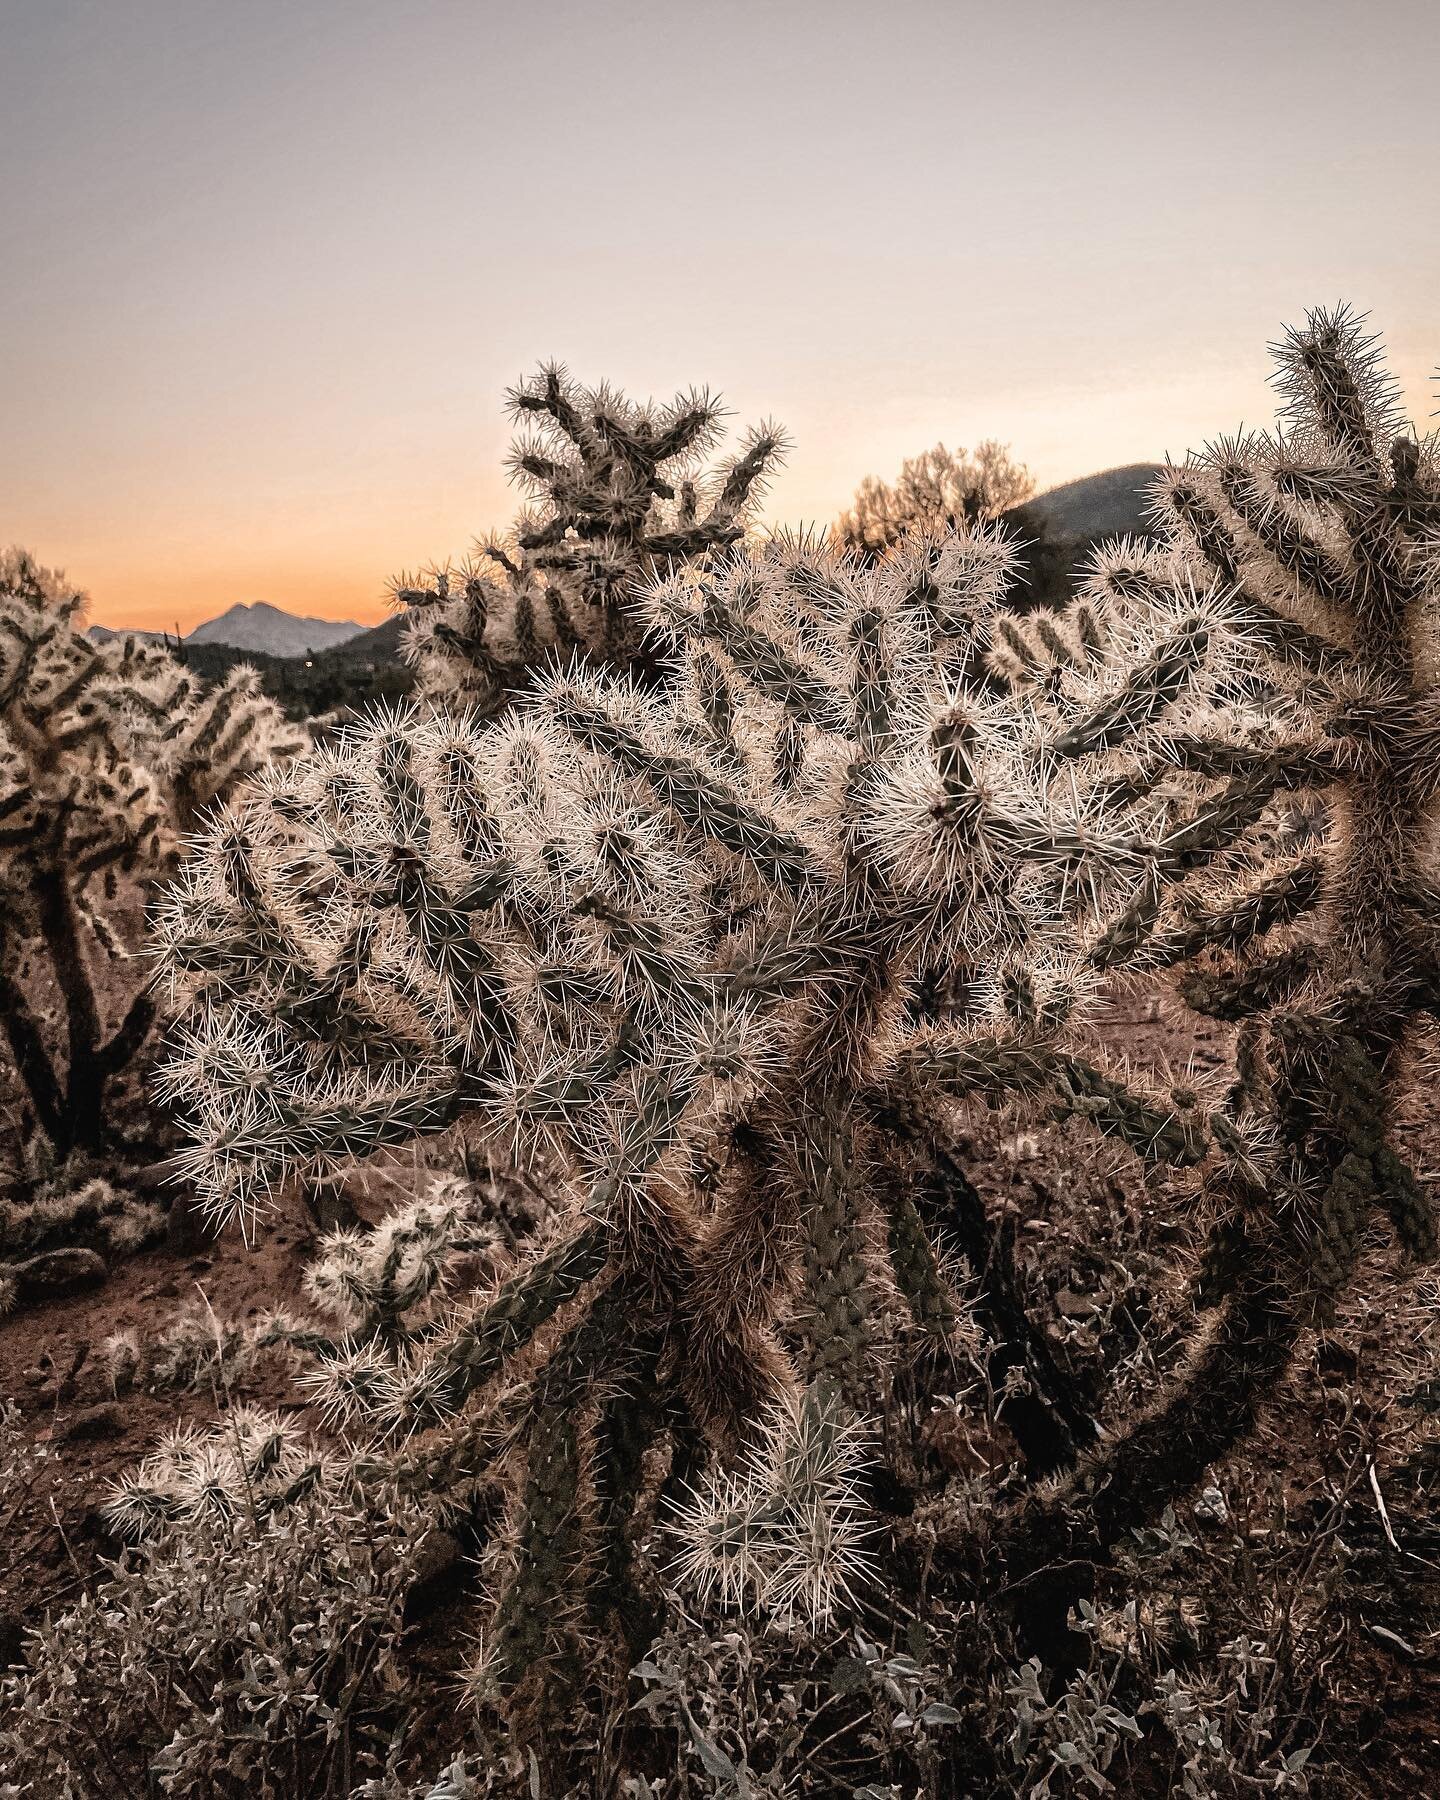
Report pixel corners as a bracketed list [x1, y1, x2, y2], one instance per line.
[152, 308, 1440, 1699]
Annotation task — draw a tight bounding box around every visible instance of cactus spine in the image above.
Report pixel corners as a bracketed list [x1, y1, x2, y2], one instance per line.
[0, 549, 301, 1160]
[156, 310, 1440, 1698]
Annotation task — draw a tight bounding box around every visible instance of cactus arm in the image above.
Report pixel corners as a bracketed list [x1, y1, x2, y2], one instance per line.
[484, 1284, 630, 1697]
[1102, 856, 1327, 972]
[1146, 736, 1335, 788]
[1245, 598, 1351, 678]
[0, 937, 66, 1145]
[543, 690, 824, 894]
[1177, 944, 1319, 1019]
[709, 424, 787, 516]
[1049, 617, 1213, 758]
[1214, 461, 1354, 607]
[670, 589, 845, 729]
[1158, 475, 1247, 588]
[433, 1222, 610, 1409]
[990, 1212, 1304, 1657]
[32, 868, 107, 1148]
[892, 1032, 1206, 1166]
[1153, 762, 1305, 875]
[883, 1183, 957, 1341]
[795, 1109, 873, 1398]
[909, 1142, 1098, 1476]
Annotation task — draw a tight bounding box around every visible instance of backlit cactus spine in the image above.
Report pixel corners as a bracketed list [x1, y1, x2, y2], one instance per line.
[0, 549, 302, 1160]
[968, 309, 1440, 1623]
[395, 365, 787, 712]
[156, 502, 1241, 1697]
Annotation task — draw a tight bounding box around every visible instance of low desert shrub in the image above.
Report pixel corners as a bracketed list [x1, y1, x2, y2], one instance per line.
[0, 1444, 430, 1799]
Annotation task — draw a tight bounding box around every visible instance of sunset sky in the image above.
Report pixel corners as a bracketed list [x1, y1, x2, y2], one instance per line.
[4, 0, 1437, 634]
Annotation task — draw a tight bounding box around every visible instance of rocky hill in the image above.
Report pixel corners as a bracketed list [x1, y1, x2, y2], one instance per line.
[1019, 462, 1162, 540]
[183, 601, 364, 657]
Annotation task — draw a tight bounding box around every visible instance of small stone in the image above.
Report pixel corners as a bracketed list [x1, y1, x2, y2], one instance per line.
[59, 1403, 126, 1444]
[56, 1340, 90, 1404]
[9, 1248, 107, 1305]
[165, 1191, 214, 1254]
[1193, 1484, 1230, 1528]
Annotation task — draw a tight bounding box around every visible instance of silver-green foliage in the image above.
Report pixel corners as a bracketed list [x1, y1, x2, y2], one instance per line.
[0, 1452, 430, 1798]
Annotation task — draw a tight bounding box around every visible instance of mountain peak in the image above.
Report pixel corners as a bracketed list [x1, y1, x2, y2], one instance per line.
[184, 603, 366, 657]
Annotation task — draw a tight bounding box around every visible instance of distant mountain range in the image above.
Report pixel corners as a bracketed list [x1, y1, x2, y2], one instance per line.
[90, 601, 367, 658]
[85, 466, 1164, 667]
[185, 602, 365, 657]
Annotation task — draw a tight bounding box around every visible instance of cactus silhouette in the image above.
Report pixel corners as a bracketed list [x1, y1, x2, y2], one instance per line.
[0, 548, 302, 1162]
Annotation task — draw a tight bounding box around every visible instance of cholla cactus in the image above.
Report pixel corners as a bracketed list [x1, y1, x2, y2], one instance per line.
[395, 365, 786, 710]
[155, 309, 1440, 1698]
[1, 1173, 163, 1259]
[0, 549, 302, 1159]
[961, 309, 1440, 1636]
[669, 1381, 877, 1627]
[102, 1173, 516, 1439]
[104, 1406, 330, 1537]
[153, 506, 1217, 1695]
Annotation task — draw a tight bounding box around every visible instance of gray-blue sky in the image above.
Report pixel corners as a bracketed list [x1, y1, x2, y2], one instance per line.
[3, 0, 1436, 627]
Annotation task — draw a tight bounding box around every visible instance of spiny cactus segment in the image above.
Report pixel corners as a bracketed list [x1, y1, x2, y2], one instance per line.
[394, 365, 787, 710]
[669, 1381, 877, 1626]
[971, 307, 1440, 1634]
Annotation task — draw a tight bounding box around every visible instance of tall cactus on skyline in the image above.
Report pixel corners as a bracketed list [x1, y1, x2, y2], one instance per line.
[152, 309, 1440, 1702]
[395, 365, 787, 712]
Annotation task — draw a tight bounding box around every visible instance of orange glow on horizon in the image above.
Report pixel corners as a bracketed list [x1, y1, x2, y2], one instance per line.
[70, 344, 1440, 637]
[7, 2, 1438, 640]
